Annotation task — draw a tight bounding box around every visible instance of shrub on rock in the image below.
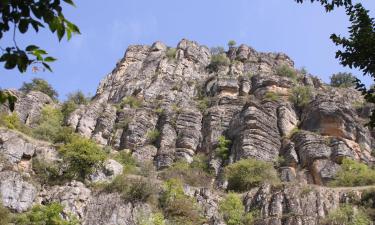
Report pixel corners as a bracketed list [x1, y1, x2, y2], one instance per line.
[225, 158, 280, 192]
[19, 78, 59, 101]
[329, 158, 375, 187]
[59, 136, 107, 181]
[330, 72, 356, 88]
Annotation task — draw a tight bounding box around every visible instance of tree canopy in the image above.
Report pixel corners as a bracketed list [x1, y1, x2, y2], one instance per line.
[0, 0, 80, 109]
[0, 0, 80, 73]
[20, 78, 59, 100]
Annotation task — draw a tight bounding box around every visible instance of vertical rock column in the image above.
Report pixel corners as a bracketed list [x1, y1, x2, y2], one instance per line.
[175, 109, 203, 163]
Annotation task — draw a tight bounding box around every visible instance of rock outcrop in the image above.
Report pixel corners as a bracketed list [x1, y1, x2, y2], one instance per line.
[1, 39, 375, 225]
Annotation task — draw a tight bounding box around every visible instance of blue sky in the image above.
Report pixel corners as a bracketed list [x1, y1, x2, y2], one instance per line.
[1, 0, 375, 100]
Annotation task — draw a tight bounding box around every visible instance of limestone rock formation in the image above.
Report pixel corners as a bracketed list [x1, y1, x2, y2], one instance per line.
[1, 39, 375, 225]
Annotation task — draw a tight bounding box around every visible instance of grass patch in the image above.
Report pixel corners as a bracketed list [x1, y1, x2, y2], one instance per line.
[329, 158, 375, 187]
[276, 65, 297, 81]
[166, 48, 177, 60]
[207, 53, 230, 72]
[160, 157, 213, 187]
[146, 129, 160, 144]
[104, 174, 158, 204]
[263, 91, 281, 102]
[159, 179, 204, 225]
[320, 204, 371, 225]
[120, 96, 143, 109]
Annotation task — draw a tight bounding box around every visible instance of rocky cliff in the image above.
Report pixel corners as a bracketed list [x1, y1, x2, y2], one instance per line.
[1, 39, 375, 225]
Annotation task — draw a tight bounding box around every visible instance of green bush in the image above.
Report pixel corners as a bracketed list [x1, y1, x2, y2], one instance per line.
[288, 86, 312, 108]
[0, 201, 10, 225]
[19, 78, 59, 100]
[166, 48, 177, 60]
[225, 158, 280, 192]
[121, 96, 143, 109]
[52, 127, 76, 144]
[360, 189, 375, 221]
[197, 97, 210, 113]
[208, 53, 230, 72]
[32, 158, 61, 185]
[61, 101, 77, 123]
[112, 150, 137, 173]
[0, 112, 30, 134]
[330, 72, 357, 88]
[59, 136, 107, 181]
[300, 67, 308, 75]
[147, 129, 160, 144]
[105, 174, 158, 204]
[329, 158, 375, 187]
[160, 159, 213, 187]
[215, 135, 231, 160]
[263, 91, 281, 102]
[190, 153, 211, 174]
[276, 65, 297, 81]
[160, 179, 203, 225]
[152, 213, 166, 225]
[219, 193, 256, 225]
[320, 204, 371, 225]
[137, 211, 166, 225]
[228, 40, 237, 48]
[32, 105, 64, 142]
[61, 91, 90, 122]
[114, 117, 132, 130]
[13, 202, 78, 225]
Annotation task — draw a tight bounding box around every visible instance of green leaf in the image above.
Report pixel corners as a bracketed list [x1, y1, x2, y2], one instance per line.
[4, 54, 18, 70]
[63, 0, 76, 6]
[30, 20, 44, 32]
[66, 29, 72, 40]
[57, 25, 65, 41]
[66, 20, 81, 34]
[42, 62, 52, 72]
[18, 19, 29, 33]
[26, 45, 39, 51]
[16, 53, 29, 73]
[33, 49, 48, 55]
[44, 57, 57, 62]
[48, 17, 60, 33]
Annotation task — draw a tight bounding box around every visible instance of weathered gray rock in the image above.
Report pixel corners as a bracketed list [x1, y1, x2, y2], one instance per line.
[0, 171, 37, 212]
[83, 193, 151, 225]
[39, 181, 91, 219]
[244, 184, 369, 225]
[228, 101, 281, 162]
[175, 109, 203, 162]
[0, 128, 57, 171]
[89, 159, 123, 183]
[300, 90, 374, 162]
[133, 145, 157, 163]
[292, 131, 331, 167]
[1, 91, 55, 127]
[277, 103, 298, 137]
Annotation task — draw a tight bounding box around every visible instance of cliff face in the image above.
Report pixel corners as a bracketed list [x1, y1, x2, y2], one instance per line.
[1, 39, 375, 225]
